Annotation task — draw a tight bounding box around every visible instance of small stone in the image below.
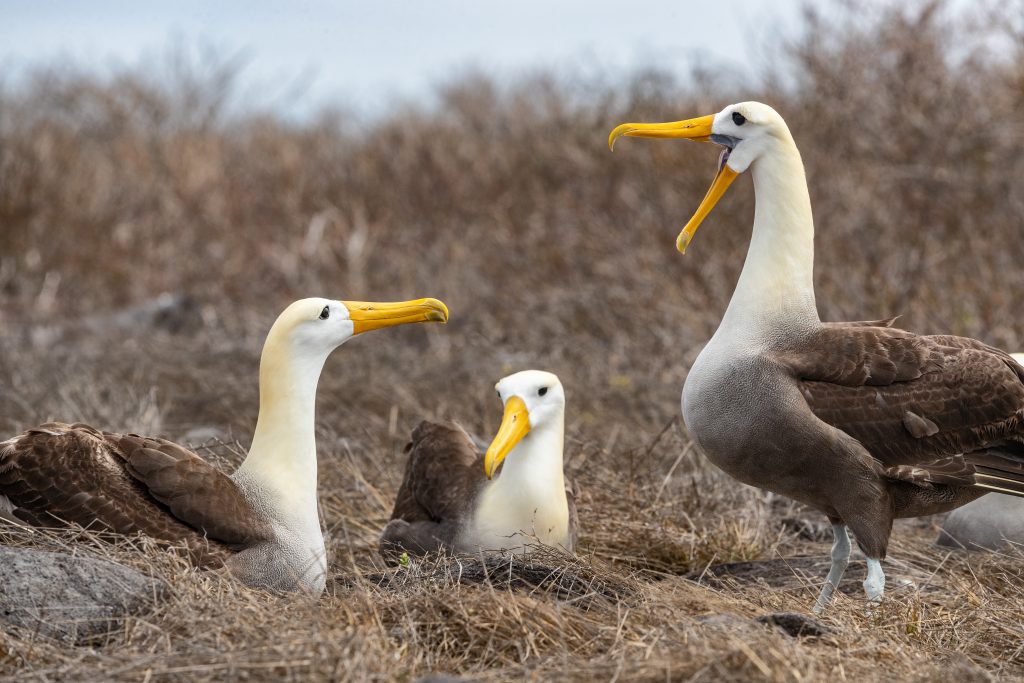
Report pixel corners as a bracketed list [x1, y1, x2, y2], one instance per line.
[756, 612, 834, 639]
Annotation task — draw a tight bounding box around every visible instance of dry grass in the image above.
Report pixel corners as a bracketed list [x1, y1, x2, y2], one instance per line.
[1, 0, 1024, 680]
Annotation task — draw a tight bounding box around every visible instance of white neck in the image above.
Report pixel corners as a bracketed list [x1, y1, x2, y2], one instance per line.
[718, 135, 820, 338]
[233, 333, 324, 527]
[493, 419, 566, 496]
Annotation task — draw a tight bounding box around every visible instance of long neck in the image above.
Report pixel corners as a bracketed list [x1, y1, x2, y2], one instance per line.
[719, 136, 820, 338]
[234, 334, 324, 521]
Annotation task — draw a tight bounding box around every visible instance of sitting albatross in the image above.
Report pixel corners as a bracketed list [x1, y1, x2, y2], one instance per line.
[380, 370, 577, 556]
[0, 297, 448, 594]
[610, 102, 1024, 612]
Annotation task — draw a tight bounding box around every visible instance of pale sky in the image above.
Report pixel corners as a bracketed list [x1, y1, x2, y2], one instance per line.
[3, 1, 801, 117]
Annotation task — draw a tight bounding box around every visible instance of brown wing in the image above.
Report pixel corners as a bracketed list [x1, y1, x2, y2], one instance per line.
[0, 423, 269, 561]
[379, 420, 485, 555]
[782, 326, 1024, 494]
[113, 433, 271, 547]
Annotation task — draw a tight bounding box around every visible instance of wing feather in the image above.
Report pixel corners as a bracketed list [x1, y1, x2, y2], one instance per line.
[380, 420, 485, 555]
[114, 434, 271, 547]
[0, 423, 270, 560]
[785, 326, 1024, 493]
[390, 420, 484, 523]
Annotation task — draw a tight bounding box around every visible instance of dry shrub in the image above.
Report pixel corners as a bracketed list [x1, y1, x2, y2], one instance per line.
[1, 0, 1023, 680]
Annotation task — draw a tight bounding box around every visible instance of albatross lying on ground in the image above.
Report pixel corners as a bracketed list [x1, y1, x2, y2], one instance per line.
[610, 102, 1024, 612]
[380, 370, 577, 556]
[0, 297, 448, 594]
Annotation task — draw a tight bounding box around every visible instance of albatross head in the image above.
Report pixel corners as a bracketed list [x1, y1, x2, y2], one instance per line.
[266, 297, 450, 359]
[483, 370, 564, 480]
[609, 101, 792, 253]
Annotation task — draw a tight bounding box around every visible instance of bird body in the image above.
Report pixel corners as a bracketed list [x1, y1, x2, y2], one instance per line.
[611, 102, 1024, 611]
[381, 370, 577, 556]
[0, 297, 448, 594]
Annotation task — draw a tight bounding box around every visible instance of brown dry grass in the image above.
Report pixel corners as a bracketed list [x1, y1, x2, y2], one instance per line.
[1, 0, 1024, 680]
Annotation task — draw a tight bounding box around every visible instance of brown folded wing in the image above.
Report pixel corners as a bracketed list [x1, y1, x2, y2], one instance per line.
[380, 420, 485, 555]
[782, 325, 1024, 494]
[0, 422, 271, 563]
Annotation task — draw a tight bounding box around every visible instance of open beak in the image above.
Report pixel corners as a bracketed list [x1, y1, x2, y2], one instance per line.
[608, 114, 739, 254]
[343, 298, 449, 335]
[483, 396, 530, 480]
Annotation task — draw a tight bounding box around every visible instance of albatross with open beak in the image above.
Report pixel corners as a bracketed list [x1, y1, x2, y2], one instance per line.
[380, 370, 578, 556]
[0, 297, 448, 595]
[611, 102, 1024, 612]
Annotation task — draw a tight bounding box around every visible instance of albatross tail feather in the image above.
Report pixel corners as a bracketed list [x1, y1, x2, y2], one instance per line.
[970, 449, 1024, 497]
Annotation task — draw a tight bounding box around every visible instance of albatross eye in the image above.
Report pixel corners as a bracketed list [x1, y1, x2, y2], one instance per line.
[538, 387, 548, 397]
[319, 306, 330, 320]
[732, 112, 746, 126]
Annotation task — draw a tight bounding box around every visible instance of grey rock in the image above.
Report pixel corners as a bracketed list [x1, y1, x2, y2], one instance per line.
[0, 546, 166, 644]
[756, 612, 834, 639]
[937, 494, 1024, 551]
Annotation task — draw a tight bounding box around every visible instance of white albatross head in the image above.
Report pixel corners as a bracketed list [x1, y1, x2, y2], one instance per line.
[263, 296, 450, 363]
[609, 101, 794, 254]
[483, 370, 565, 479]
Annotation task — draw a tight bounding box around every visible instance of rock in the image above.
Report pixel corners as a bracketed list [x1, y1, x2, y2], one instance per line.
[756, 612, 834, 639]
[0, 547, 166, 644]
[697, 611, 834, 640]
[937, 494, 1024, 551]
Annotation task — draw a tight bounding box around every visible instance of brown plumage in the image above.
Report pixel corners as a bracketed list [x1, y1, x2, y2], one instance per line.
[380, 420, 579, 556]
[0, 422, 271, 565]
[792, 324, 1024, 481]
[380, 421, 487, 554]
[780, 323, 1024, 553]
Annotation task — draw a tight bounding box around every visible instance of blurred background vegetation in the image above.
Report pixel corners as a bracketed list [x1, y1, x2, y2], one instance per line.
[3, 1, 1023, 340]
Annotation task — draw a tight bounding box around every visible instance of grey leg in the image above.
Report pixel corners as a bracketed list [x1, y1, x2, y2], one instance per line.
[864, 557, 885, 603]
[812, 524, 851, 614]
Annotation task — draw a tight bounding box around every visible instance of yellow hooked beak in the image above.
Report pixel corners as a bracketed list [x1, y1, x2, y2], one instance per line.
[483, 396, 530, 480]
[343, 298, 449, 335]
[608, 114, 739, 254]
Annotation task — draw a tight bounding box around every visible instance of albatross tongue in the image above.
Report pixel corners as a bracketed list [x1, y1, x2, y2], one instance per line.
[718, 147, 731, 173]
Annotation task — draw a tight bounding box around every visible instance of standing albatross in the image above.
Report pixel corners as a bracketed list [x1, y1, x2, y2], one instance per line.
[610, 102, 1024, 612]
[380, 370, 577, 556]
[0, 297, 448, 594]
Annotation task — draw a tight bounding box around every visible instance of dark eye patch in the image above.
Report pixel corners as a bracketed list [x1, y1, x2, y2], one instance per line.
[538, 387, 548, 397]
[732, 111, 746, 126]
[319, 306, 330, 320]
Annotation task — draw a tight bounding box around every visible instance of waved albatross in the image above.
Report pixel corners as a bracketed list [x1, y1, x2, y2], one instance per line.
[610, 102, 1024, 612]
[0, 297, 448, 594]
[380, 370, 577, 556]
